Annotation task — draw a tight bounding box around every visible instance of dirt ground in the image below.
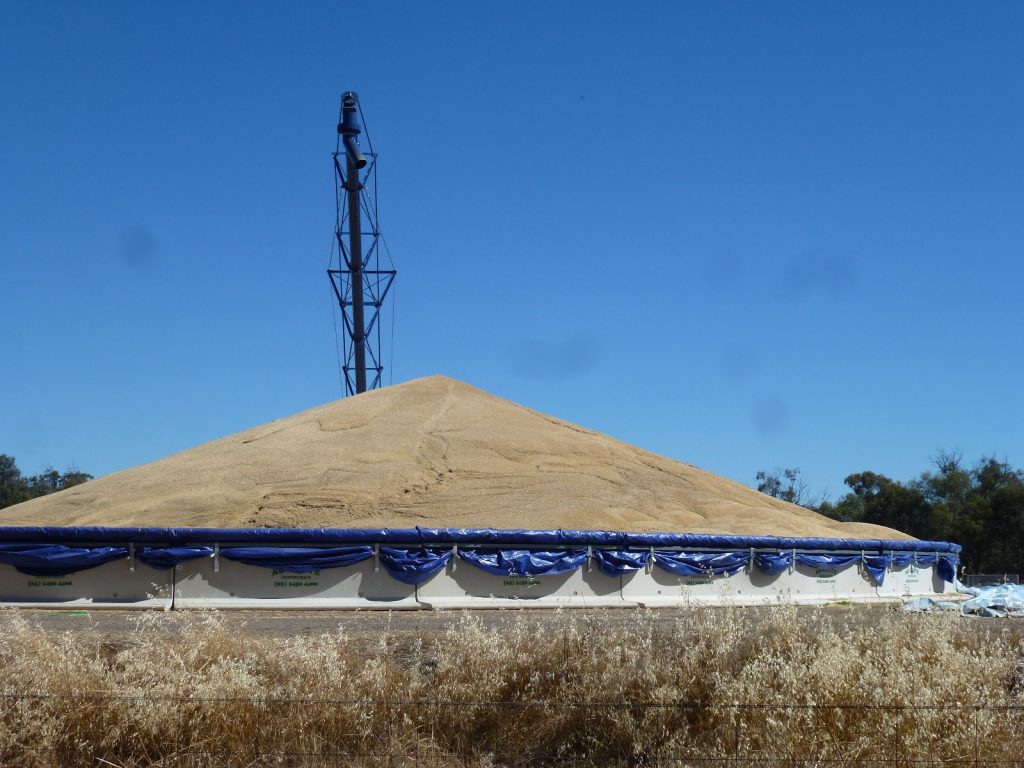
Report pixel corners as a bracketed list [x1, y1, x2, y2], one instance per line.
[13, 604, 1024, 644]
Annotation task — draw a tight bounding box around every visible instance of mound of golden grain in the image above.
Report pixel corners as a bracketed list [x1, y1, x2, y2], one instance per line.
[1, 375, 905, 539]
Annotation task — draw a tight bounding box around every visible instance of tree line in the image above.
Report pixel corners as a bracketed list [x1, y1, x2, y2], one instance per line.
[0, 454, 92, 510]
[757, 453, 1024, 575]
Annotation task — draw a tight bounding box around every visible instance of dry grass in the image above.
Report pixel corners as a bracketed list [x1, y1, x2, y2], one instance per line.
[0, 605, 1021, 767]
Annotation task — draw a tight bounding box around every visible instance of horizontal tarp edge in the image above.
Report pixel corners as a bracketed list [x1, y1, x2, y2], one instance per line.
[0, 526, 961, 553]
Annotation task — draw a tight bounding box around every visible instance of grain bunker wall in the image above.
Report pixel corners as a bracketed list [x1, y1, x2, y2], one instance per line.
[0, 527, 960, 609]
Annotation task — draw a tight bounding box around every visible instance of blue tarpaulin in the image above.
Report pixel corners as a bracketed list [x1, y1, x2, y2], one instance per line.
[754, 551, 792, 575]
[0, 525, 962, 554]
[860, 555, 888, 586]
[219, 546, 373, 573]
[458, 548, 589, 577]
[890, 552, 916, 569]
[0, 544, 128, 577]
[592, 548, 649, 576]
[787, 553, 887, 586]
[136, 546, 214, 570]
[937, 556, 959, 583]
[378, 547, 451, 585]
[795, 553, 861, 570]
[0, 526, 962, 584]
[653, 551, 750, 577]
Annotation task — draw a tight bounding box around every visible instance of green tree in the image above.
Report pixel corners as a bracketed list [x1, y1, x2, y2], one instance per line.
[843, 471, 932, 538]
[789, 452, 1024, 574]
[0, 455, 92, 510]
[817, 494, 863, 523]
[755, 467, 824, 509]
[916, 455, 1024, 573]
[0, 454, 31, 509]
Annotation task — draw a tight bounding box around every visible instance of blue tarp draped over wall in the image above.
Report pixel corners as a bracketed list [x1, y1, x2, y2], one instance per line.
[798, 553, 887, 585]
[0, 526, 962, 553]
[890, 553, 916, 569]
[0, 526, 961, 584]
[862, 555, 894, 586]
[592, 549, 649, 575]
[0, 544, 129, 577]
[741, 552, 948, 587]
[937, 556, 958, 583]
[754, 551, 792, 575]
[137, 546, 214, 570]
[796, 553, 861, 570]
[458, 548, 589, 577]
[653, 551, 750, 577]
[378, 547, 451, 585]
[219, 546, 374, 573]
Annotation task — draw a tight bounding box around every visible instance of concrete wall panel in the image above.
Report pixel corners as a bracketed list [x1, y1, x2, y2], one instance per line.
[416, 559, 629, 608]
[0, 561, 172, 608]
[788, 560, 877, 602]
[0, 548, 955, 610]
[621, 565, 786, 607]
[881, 562, 947, 597]
[173, 557, 419, 609]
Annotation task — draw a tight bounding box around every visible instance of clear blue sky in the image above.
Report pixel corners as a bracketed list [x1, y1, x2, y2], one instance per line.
[2, 2, 1022, 503]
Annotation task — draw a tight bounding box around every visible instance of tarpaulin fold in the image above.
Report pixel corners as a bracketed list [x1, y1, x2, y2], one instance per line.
[0, 526, 962, 584]
[791, 552, 885, 583]
[889, 552, 916, 569]
[754, 551, 792, 575]
[219, 546, 373, 573]
[860, 555, 889, 586]
[458, 548, 589, 577]
[794, 553, 861, 570]
[653, 551, 750, 577]
[0, 525, 962, 554]
[0, 544, 128, 577]
[378, 547, 451, 585]
[937, 555, 959, 583]
[592, 549, 649, 576]
[136, 546, 214, 570]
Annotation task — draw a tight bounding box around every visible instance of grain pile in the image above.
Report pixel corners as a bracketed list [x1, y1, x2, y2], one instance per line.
[0, 375, 907, 538]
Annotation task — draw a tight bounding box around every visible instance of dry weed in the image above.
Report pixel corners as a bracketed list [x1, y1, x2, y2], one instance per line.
[0, 605, 1020, 766]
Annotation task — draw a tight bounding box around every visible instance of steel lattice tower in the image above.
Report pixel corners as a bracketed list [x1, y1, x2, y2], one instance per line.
[327, 92, 396, 396]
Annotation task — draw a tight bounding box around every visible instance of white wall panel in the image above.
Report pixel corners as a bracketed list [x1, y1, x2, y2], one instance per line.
[621, 559, 898, 606]
[416, 559, 630, 608]
[788, 560, 878, 602]
[0, 561, 172, 608]
[621, 565, 781, 607]
[173, 556, 419, 609]
[882, 562, 949, 597]
[0, 549, 954, 610]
